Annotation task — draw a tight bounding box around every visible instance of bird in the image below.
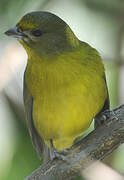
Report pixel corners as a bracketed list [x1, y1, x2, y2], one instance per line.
[5, 11, 109, 161]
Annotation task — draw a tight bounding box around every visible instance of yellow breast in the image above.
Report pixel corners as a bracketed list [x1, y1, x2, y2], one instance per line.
[25, 48, 107, 150]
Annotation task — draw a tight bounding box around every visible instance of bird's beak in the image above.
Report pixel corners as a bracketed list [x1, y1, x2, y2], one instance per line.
[4, 27, 26, 39]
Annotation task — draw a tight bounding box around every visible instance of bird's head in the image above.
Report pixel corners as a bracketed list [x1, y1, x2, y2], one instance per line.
[5, 11, 79, 57]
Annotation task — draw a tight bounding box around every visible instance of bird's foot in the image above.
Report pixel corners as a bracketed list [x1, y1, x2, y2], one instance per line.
[95, 109, 118, 128]
[50, 148, 69, 161]
[49, 139, 69, 161]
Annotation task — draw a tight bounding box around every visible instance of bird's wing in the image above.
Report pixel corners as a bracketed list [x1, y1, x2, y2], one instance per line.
[23, 79, 44, 158]
[23, 79, 50, 162]
[94, 75, 110, 128]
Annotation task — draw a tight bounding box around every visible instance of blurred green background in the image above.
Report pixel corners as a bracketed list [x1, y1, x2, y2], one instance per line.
[0, 0, 124, 179]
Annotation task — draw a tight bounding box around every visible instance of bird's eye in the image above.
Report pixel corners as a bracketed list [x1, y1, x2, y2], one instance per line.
[32, 29, 42, 37]
[17, 27, 23, 33]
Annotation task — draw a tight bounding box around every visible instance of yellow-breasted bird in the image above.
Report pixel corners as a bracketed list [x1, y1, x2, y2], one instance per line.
[5, 11, 109, 161]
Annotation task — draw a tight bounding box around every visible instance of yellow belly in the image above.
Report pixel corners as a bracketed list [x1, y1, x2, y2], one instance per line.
[33, 77, 106, 150]
[25, 50, 107, 150]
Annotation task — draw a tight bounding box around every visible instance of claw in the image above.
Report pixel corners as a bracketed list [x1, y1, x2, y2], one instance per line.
[49, 139, 69, 161]
[98, 110, 118, 127]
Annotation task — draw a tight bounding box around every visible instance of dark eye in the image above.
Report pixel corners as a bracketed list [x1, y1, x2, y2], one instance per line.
[32, 29, 42, 37]
[17, 27, 23, 33]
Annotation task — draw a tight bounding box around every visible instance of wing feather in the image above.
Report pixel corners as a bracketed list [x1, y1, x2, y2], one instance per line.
[23, 80, 44, 158]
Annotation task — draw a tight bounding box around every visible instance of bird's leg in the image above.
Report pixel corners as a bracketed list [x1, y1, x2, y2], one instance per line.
[94, 92, 110, 128]
[49, 139, 57, 160]
[49, 139, 69, 161]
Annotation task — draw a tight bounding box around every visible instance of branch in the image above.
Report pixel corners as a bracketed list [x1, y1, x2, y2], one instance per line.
[25, 105, 124, 180]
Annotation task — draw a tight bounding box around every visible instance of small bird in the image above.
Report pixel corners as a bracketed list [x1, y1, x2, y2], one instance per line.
[5, 11, 109, 161]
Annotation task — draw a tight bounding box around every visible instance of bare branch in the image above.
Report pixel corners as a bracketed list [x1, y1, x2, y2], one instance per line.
[25, 105, 124, 180]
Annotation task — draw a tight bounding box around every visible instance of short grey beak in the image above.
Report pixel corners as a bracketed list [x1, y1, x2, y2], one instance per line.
[5, 27, 18, 36]
[4, 27, 26, 39]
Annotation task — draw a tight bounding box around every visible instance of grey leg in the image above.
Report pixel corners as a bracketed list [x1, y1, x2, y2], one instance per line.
[49, 139, 69, 161]
[49, 139, 56, 160]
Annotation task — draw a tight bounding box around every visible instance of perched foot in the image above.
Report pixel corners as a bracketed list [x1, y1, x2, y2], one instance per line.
[95, 109, 118, 128]
[50, 149, 69, 161]
[49, 139, 69, 161]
